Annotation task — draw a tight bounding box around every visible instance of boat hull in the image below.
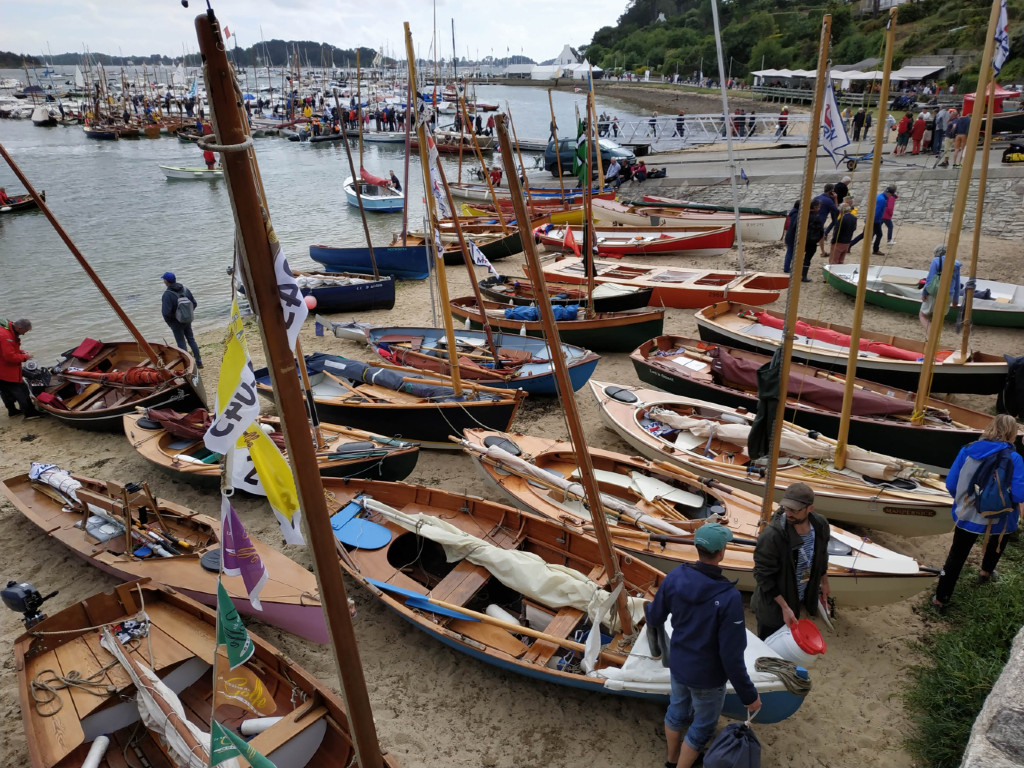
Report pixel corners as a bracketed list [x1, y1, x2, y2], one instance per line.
[343, 176, 404, 212]
[310, 243, 430, 280]
[479, 274, 653, 312]
[296, 273, 396, 312]
[159, 165, 224, 180]
[694, 301, 1009, 394]
[0, 191, 44, 214]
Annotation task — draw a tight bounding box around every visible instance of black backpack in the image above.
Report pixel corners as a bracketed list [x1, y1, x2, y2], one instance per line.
[998, 355, 1024, 420]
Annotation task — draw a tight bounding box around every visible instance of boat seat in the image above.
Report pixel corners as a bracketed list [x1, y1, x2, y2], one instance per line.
[520, 606, 586, 667]
[62, 383, 103, 409]
[246, 703, 328, 759]
[309, 377, 348, 398]
[570, 467, 631, 491]
[430, 560, 491, 605]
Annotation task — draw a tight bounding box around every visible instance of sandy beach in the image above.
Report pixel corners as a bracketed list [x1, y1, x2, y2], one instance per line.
[2, 207, 1020, 767]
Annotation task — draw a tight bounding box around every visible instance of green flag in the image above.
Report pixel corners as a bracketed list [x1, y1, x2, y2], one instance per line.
[210, 720, 277, 768]
[571, 118, 589, 188]
[216, 579, 255, 669]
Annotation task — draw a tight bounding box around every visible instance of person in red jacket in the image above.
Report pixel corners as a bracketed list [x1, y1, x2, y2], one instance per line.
[0, 318, 39, 419]
[910, 113, 927, 154]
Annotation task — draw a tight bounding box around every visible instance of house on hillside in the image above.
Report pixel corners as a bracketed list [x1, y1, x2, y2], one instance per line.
[517, 44, 602, 81]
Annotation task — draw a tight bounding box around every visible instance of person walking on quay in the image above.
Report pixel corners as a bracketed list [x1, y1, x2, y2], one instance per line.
[852, 107, 865, 141]
[850, 185, 896, 255]
[919, 243, 962, 334]
[0, 318, 40, 420]
[951, 109, 972, 167]
[776, 106, 789, 138]
[674, 109, 686, 138]
[649, 111, 659, 137]
[911, 113, 927, 154]
[801, 199, 824, 282]
[834, 175, 851, 205]
[829, 200, 858, 267]
[646, 523, 761, 768]
[160, 272, 203, 368]
[932, 415, 1024, 611]
[781, 200, 800, 274]
[864, 110, 873, 140]
[751, 483, 831, 640]
[813, 183, 839, 257]
[932, 106, 950, 159]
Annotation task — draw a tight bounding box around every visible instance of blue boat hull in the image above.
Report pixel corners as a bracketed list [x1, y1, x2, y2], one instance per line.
[384, 603, 804, 724]
[310, 244, 430, 281]
[306, 278, 396, 313]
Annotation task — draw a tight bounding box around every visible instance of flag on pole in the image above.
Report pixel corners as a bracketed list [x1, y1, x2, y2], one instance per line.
[819, 74, 851, 168]
[214, 651, 277, 716]
[563, 225, 581, 258]
[572, 118, 588, 188]
[467, 239, 498, 275]
[994, 0, 1011, 74]
[267, 226, 308, 353]
[241, 425, 305, 545]
[424, 129, 451, 218]
[215, 579, 255, 669]
[224, 26, 231, 39]
[210, 721, 277, 767]
[204, 300, 260, 455]
[220, 497, 269, 610]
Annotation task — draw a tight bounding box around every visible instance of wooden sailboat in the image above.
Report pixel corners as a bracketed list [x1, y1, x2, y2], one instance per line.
[123, 410, 420, 485]
[0, 190, 45, 214]
[590, 380, 955, 537]
[694, 300, 1009, 394]
[823, 263, 1024, 328]
[534, 222, 736, 258]
[458, 429, 936, 606]
[364, 326, 600, 395]
[630, 335, 1011, 468]
[13, 580, 396, 768]
[0, 147, 207, 432]
[592, 198, 785, 243]
[479, 273, 653, 312]
[0, 467, 328, 642]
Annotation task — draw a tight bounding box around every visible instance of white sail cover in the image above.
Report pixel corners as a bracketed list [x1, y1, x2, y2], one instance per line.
[648, 407, 911, 480]
[361, 498, 647, 630]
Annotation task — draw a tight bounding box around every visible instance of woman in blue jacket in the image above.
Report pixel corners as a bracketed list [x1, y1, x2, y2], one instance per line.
[933, 414, 1024, 609]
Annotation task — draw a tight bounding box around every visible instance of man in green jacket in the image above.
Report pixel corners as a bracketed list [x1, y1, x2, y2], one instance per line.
[751, 483, 831, 639]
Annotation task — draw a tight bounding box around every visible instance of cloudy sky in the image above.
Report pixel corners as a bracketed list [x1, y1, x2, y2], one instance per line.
[1, 0, 627, 63]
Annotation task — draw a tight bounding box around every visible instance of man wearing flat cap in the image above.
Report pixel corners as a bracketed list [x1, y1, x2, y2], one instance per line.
[751, 483, 831, 640]
[647, 523, 760, 768]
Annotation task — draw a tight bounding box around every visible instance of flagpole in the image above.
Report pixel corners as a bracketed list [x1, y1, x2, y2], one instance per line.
[710, 0, 745, 274]
[457, 94, 508, 232]
[195, 15, 386, 768]
[757, 14, 832, 524]
[959, 78, 998, 359]
[911, 0, 1003, 424]
[834, 7, 897, 470]
[548, 89, 567, 200]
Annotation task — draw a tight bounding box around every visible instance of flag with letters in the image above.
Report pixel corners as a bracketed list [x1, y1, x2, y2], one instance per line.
[240, 425, 305, 545]
[204, 300, 260, 455]
[468, 239, 498, 275]
[210, 720, 276, 767]
[265, 212, 308, 353]
[215, 579, 255, 669]
[819, 74, 851, 168]
[994, 0, 1010, 74]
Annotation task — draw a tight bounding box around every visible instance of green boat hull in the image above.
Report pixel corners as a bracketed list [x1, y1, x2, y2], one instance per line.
[824, 268, 1024, 328]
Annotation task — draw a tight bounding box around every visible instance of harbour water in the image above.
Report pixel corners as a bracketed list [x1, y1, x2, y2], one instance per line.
[0, 81, 647, 361]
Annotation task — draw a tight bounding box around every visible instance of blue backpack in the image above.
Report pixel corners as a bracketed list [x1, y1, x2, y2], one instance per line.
[968, 446, 1016, 551]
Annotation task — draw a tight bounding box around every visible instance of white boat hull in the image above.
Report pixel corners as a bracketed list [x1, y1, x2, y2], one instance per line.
[159, 165, 223, 180]
[593, 199, 784, 242]
[343, 176, 404, 212]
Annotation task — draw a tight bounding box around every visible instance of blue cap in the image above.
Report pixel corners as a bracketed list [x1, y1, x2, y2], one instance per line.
[161, 272, 176, 282]
[694, 523, 733, 553]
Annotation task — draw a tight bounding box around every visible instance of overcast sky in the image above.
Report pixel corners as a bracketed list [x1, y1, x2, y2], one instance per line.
[1, 0, 627, 63]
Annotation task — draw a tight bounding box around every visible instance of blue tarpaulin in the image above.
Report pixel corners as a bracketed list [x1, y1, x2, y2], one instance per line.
[503, 305, 580, 321]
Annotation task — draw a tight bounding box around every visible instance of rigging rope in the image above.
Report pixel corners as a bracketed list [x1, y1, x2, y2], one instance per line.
[754, 656, 814, 696]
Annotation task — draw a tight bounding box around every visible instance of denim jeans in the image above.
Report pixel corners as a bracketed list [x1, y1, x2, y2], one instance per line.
[665, 675, 727, 752]
[782, 242, 795, 273]
[167, 320, 202, 365]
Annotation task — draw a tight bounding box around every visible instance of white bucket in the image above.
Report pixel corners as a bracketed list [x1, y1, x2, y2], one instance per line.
[485, 604, 521, 625]
[764, 624, 823, 666]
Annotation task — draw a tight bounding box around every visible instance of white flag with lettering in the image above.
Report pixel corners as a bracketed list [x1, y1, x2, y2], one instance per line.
[820, 75, 851, 168]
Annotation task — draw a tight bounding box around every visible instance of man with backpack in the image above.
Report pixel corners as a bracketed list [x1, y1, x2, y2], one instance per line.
[161, 272, 202, 368]
[933, 414, 1024, 611]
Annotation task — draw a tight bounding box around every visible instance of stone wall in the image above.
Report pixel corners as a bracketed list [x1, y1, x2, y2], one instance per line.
[961, 623, 1024, 767]
[636, 167, 1024, 240]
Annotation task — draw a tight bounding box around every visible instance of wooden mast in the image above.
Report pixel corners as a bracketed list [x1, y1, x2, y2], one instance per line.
[912, 0, 1003, 424]
[456, 94, 508, 232]
[758, 14, 832, 522]
[583, 92, 598, 320]
[548, 89, 567, 200]
[496, 112, 634, 638]
[405, 22, 463, 396]
[834, 7, 898, 470]
[194, 14, 385, 768]
[0, 143, 164, 366]
[333, 88, 381, 280]
[960, 80, 998, 359]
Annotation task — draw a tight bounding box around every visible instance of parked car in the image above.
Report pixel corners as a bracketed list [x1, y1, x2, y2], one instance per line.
[544, 137, 635, 177]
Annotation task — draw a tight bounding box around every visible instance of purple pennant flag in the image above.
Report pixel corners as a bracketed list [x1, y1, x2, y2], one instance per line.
[220, 496, 269, 610]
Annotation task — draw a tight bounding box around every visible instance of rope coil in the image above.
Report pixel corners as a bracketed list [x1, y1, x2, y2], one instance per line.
[197, 134, 253, 153]
[754, 656, 814, 696]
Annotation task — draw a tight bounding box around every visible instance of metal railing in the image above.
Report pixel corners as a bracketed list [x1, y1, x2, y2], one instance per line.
[593, 113, 813, 154]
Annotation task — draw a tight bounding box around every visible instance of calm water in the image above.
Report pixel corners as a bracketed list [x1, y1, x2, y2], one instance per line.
[0, 81, 645, 361]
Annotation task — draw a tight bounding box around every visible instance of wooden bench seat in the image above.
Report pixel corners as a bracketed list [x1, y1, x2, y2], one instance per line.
[520, 606, 586, 667]
[246, 703, 328, 758]
[430, 560, 491, 605]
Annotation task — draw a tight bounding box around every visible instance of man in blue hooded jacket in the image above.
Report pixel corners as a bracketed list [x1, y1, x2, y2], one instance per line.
[646, 523, 761, 768]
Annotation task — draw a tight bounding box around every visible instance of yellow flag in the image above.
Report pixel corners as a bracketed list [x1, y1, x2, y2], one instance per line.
[214, 650, 277, 716]
[239, 424, 305, 545]
[204, 300, 260, 454]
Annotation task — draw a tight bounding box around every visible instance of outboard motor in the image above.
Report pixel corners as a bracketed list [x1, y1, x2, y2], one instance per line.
[21, 360, 54, 393]
[2, 581, 58, 630]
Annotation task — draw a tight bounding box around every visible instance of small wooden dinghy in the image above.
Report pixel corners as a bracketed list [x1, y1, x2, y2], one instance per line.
[589, 380, 956, 537]
[158, 165, 224, 180]
[13, 580, 396, 768]
[323, 477, 809, 723]
[28, 339, 206, 432]
[823, 263, 1024, 328]
[365, 326, 600, 395]
[459, 429, 935, 606]
[540, 258, 790, 308]
[401, 220, 525, 265]
[449, 296, 665, 353]
[534, 221, 735, 258]
[124, 409, 420, 486]
[0, 466, 328, 642]
[694, 300, 1010, 394]
[630, 335, 1011, 469]
[238, 270, 396, 313]
[310, 242, 431, 281]
[0, 190, 45, 214]
[253, 353, 527, 450]
[600, 197, 787, 242]
[479, 273, 653, 313]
